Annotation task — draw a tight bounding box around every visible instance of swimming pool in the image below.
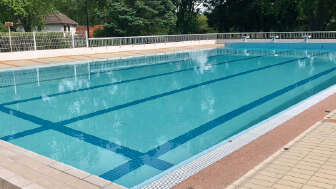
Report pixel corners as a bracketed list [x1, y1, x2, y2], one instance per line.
[0, 46, 336, 188]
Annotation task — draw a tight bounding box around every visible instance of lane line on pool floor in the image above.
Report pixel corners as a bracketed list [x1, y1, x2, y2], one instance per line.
[55, 56, 314, 127]
[0, 55, 262, 106]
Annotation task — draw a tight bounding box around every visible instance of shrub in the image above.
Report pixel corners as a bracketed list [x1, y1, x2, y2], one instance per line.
[0, 24, 7, 32]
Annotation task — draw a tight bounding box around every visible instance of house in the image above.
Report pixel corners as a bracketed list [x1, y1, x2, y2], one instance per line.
[17, 11, 78, 32]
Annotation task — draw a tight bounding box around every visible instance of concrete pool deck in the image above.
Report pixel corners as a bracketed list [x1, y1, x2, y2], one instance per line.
[0, 44, 223, 69]
[230, 114, 336, 189]
[0, 140, 125, 189]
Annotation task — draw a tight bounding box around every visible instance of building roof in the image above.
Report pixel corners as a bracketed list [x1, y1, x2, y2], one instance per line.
[45, 11, 78, 25]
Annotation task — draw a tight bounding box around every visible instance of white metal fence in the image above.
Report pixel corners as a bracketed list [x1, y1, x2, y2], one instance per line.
[1, 31, 336, 53]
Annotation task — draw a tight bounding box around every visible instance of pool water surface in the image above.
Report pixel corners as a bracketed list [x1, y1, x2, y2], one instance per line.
[0, 47, 336, 187]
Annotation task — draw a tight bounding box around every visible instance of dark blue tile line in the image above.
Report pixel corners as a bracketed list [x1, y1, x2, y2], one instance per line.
[0, 105, 173, 170]
[0, 56, 262, 106]
[100, 63, 336, 182]
[0, 105, 54, 126]
[51, 125, 173, 171]
[101, 160, 143, 182]
[56, 56, 304, 127]
[0, 126, 50, 141]
[100, 159, 142, 181]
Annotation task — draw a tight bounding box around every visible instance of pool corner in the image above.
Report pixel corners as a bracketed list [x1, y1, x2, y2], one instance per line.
[0, 140, 127, 189]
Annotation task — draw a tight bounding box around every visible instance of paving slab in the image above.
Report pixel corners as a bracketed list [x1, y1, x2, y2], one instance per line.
[230, 118, 336, 189]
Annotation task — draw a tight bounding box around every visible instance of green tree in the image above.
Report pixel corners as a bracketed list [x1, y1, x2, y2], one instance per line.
[0, 0, 54, 31]
[195, 14, 216, 33]
[297, 0, 335, 31]
[96, 0, 176, 37]
[53, 0, 101, 25]
[173, 0, 206, 34]
[205, 0, 336, 32]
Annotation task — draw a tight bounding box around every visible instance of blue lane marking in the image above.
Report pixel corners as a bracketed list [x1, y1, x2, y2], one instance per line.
[100, 64, 336, 182]
[101, 160, 143, 182]
[0, 105, 173, 170]
[51, 125, 173, 171]
[1, 56, 262, 106]
[56, 56, 305, 127]
[0, 126, 50, 141]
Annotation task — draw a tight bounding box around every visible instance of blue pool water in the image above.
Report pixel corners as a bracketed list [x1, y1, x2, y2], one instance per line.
[1, 46, 336, 187]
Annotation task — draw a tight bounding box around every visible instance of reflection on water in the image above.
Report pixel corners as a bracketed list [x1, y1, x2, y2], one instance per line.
[298, 59, 306, 68]
[189, 50, 211, 74]
[243, 49, 250, 56]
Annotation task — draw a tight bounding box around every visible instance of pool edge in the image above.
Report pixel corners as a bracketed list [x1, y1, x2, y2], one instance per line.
[0, 139, 127, 189]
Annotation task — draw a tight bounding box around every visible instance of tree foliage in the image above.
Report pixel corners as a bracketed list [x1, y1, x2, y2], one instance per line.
[173, 0, 203, 33]
[0, 24, 7, 32]
[2, 0, 336, 36]
[206, 0, 336, 32]
[95, 0, 177, 37]
[0, 0, 54, 31]
[53, 0, 101, 25]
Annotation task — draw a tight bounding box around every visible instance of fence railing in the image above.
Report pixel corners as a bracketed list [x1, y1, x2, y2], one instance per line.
[1, 31, 336, 53]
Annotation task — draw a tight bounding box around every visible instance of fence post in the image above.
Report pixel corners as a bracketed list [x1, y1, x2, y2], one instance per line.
[8, 26, 12, 52]
[71, 31, 75, 48]
[33, 32, 37, 51]
[85, 31, 89, 48]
